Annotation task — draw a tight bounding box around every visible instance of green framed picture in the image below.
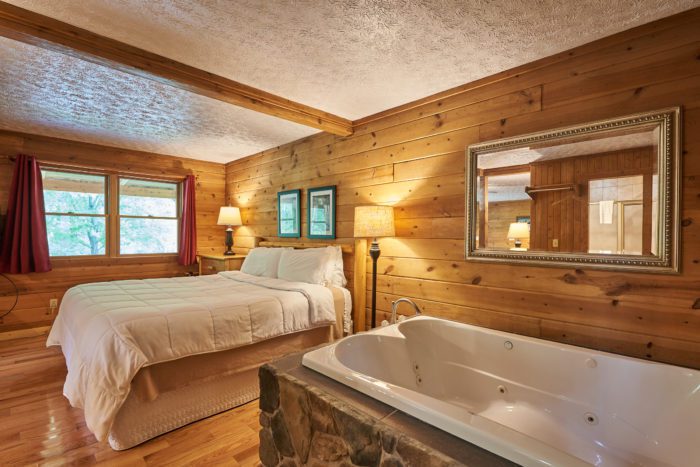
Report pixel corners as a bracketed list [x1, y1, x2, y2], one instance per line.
[277, 189, 301, 238]
[307, 186, 336, 239]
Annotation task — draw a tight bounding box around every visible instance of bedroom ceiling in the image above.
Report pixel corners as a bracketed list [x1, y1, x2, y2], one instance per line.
[1, 0, 698, 163]
[0, 37, 316, 163]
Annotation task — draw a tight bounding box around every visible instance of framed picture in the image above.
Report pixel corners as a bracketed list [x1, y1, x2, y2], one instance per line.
[277, 189, 301, 237]
[307, 186, 336, 239]
[516, 215, 531, 224]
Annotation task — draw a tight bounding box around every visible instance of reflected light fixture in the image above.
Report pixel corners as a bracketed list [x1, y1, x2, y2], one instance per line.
[507, 222, 530, 251]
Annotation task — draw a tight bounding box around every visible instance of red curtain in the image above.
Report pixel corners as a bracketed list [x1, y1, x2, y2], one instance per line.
[178, 174, 197, 266]
[0, 154, 52, 273]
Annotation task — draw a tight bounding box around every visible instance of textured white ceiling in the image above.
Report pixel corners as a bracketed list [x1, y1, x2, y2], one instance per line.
[1, 0, 698, 162]
[0, 37, 315, 163]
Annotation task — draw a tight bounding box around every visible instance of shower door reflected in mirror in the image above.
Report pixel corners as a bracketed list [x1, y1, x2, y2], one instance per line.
[466, 108, 680, 273]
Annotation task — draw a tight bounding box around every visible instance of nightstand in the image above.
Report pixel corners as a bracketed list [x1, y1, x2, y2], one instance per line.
[197, 254, 246, 276]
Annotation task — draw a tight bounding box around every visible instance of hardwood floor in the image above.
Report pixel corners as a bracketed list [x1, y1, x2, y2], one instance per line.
[0, 335, 261, 466]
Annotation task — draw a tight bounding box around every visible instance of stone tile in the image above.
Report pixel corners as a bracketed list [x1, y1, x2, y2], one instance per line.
[309, 431, 349, 462]
[259, 427, 279, 467]
[332, 405, 382, 466]
[279, 376, 313, 462]
[260, 364, 280, 413]
[271, 409, 295, 458]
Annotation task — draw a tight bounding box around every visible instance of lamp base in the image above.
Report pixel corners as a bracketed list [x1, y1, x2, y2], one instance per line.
[369, 239, 380, 329]
[223, 227, 234, 255]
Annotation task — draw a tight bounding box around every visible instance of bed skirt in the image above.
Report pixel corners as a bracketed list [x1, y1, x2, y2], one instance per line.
[107, 325, 333, 450]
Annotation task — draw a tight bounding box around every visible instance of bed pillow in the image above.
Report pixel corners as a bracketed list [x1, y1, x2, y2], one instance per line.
[325, 245, 347, 287]
[277, 248, 330, 285]
[240, 247, 287, 278]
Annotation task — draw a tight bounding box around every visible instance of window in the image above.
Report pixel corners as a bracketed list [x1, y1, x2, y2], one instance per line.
[42, 170, 107, 256]
[119, 178, 179, 255]
[41, 169, 181, 257]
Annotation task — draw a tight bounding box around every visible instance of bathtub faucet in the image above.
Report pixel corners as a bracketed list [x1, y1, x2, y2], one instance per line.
[391, 297, 422, 324]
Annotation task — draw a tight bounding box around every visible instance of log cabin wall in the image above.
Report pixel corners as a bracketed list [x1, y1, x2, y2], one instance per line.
[0, 130, 225, 332]
[529, 146, 655, 252]
[225, 9, 700, 369]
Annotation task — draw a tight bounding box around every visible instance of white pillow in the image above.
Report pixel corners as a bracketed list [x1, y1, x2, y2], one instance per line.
[277, 248, 330, 285]
[325, 245, 347, 287]
[241, 247, 287, 278]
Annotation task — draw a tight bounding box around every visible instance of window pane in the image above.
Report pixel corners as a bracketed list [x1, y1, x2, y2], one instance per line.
[46, 215, 106, 256]
[120, 178, 177, 217]
[42, 170, 105, 214]
[120, 218, 178, 254]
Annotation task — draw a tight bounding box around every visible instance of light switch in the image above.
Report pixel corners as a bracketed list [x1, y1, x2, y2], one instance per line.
[552, 239, 559, 248]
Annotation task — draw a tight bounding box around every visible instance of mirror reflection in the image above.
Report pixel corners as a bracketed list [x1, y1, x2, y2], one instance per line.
[476, 126, 658, 256]
[466, 108, 680, 272]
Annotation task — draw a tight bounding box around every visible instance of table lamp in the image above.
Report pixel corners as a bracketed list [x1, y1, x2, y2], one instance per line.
[354, 205, 395, 328]
[507, 222, 530, 251]
[217, 206, 242, 255]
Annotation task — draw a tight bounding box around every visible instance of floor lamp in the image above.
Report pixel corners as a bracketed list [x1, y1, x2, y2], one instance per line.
[353, 206, 395, 328]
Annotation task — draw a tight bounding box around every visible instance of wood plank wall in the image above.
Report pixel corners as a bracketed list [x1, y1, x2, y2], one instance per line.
[225, 9, 700, 369]
[0, 130, 225, 331]
[488, 200, 531, 249]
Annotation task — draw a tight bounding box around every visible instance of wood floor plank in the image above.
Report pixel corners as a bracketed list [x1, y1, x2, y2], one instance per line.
[0, 336, 262, 466]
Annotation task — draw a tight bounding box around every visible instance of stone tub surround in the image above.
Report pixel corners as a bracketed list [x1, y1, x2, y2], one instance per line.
[258, 352, 515, 466]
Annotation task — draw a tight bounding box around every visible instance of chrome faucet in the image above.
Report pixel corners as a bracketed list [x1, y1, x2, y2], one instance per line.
[391, 297, 422, 324]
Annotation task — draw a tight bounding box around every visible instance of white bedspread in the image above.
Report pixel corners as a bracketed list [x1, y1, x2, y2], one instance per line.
[46, 271, 335, 441]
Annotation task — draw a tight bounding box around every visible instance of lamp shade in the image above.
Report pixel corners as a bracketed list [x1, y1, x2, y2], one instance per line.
[507, 222, 530, 239]
[217, 206, 242, 226]
[354, 206, 395, 238]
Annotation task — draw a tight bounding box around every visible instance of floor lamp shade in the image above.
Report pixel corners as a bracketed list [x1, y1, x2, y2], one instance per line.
[354, 205, 395, 329]
[353, 205, 395, 238]
[217, 206, 242, 255]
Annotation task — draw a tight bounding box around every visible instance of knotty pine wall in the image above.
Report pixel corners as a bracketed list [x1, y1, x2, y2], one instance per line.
[0, 130, 225, 331]
[487, 200, 531, 250]
[225, 9, 700, 369]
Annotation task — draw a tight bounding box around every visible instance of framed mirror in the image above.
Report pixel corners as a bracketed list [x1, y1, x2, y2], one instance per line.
[465, 108, 681, 273]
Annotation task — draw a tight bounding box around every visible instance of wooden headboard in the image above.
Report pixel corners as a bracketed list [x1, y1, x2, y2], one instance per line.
[257, 239, 366, 333]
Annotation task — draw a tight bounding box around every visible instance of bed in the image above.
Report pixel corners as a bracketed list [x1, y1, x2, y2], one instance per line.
[47, 243, 354, 450]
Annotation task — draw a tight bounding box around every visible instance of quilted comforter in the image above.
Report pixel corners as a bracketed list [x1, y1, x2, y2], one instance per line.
[46, 271, 335, 441]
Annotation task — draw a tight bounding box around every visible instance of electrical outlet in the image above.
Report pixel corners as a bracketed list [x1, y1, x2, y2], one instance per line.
[49, 298, 58, 308]
[552, 239, 559, 248]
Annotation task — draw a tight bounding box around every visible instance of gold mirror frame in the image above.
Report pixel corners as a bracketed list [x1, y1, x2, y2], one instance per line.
[465, 107, 681, 273]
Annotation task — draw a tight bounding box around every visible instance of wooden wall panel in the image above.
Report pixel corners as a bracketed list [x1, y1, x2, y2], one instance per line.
[225, 9, 700, 369]
[0, 131, 225, 331]
[486, 200, 531, 249]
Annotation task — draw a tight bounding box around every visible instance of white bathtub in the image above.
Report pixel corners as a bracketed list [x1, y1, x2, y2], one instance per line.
[302, 316, 699, 467]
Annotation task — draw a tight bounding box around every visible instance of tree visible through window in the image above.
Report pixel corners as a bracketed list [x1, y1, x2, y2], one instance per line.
[119, 178, 179, 255]
[42, 170, 107, 256]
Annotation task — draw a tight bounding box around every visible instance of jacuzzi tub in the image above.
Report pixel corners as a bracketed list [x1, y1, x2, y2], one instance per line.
[302, 316, 699, 467]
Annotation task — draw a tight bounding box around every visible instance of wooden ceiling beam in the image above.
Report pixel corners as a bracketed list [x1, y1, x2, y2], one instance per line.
[0, 2, 353, 136]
